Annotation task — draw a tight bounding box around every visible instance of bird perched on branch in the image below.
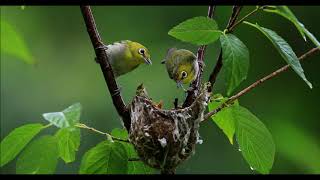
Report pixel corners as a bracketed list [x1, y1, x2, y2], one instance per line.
[98, 40, 152, 77]
[161, 48, 199, 90]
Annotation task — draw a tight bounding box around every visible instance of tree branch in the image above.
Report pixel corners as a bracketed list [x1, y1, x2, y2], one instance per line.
[208, 6, 243, 88]
[203, 47, 320, 121]
[182, 5, 216, 108]
[80, 6, 131, 131]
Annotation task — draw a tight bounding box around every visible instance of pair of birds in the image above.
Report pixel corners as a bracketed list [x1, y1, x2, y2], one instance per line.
[103, 40, 199, 89]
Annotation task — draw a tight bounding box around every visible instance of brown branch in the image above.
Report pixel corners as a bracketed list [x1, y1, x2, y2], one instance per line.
[80, 6, 131, 131]
[203, 47, 320, 121]
[182, 5, 216, 108]
[226, 6, 243, 33]
[208, 6, 243, 88]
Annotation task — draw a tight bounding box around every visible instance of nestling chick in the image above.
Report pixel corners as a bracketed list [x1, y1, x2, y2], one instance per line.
[161, 48, 199, 89]
[104, 40, 152, 77]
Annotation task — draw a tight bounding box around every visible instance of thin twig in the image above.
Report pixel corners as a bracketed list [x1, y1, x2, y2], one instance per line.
[228, 6, 262, 32]
[183, 5, 216, 107]
[226, 6, 243, 32]
[80, 6, 131, 131]
[203, 47, 320, 121]
[208, 6, 243, 88]
[75, 123, 130, 143]
[43, 123, 53, 129]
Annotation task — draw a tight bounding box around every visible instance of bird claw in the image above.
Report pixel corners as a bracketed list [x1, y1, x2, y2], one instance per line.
[95, 41, 108, 51]
[183, 87, 194, 97]
[182, 87, 188, 93]
[186, 86, 194, 92]
[94, 42, 108, 63]
[95, 45, 108, 51]
[198, 61, 206, 69]
[111, 86, 122, 97]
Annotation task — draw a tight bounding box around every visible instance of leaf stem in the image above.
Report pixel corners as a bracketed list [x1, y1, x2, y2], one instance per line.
[203, 47, 320, 121]
[42, 123, 53, 129]
[75, 123, 130, 143]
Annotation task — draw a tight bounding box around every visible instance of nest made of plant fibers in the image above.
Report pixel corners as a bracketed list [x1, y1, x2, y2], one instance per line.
[129, 82, 211, 173]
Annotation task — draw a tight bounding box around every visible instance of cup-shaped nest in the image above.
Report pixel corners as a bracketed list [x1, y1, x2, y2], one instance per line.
[129, 83, 211, 173]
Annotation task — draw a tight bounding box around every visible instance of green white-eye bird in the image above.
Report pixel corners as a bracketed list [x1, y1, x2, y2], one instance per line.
[102, 40, 152, 77]
[161, 48, 199, 89]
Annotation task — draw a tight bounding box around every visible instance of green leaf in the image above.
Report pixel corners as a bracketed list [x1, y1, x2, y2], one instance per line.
[16, 135, 59, 174]
[168, 16, 222, 45]
[111, 128, 128, 140]
[233, 106, 275, 174]
[210, 105, 236, 145]
[302, 26, 320, 47]
[208, 94, 228, 110]
[128, 160, 154, 174]
[55, 128, 81, 163]
[79, 141, 128, 174]
[263, 6, 306, 41]
[208, 99, 275, 174]
[208, 94, 239, 110]
[0, 123, 44, 167]
[111, 128, 155, 174]
[0, 20, 35, 64]
[244, 21, 312, 89]
[42, 103, 82, 128]
[208, 94, 234, 144]
[125, 143, 154, 174]
[220, 33, 250, 95]
[263, 6, 320, 47]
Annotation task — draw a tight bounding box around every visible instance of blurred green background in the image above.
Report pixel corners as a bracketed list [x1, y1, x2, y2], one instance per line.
[1, 6, 320, 174]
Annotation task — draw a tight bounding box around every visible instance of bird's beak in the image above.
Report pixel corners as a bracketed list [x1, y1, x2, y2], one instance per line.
[176, 81, 183, 89]
[144, 58, 152, 65]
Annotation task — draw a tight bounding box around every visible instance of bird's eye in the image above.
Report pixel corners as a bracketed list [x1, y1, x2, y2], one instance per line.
[181, 71, 188, 79]
[138, 48, 145, 55]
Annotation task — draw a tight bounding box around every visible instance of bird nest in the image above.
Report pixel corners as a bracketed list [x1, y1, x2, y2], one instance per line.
[128, 82, 211, 174]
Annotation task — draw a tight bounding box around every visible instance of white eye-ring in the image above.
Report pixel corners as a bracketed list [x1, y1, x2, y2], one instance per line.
[138, 48, 145, 55]
[181, 71, 188, 79]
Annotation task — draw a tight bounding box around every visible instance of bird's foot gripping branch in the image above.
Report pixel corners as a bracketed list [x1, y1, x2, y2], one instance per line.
[129, 83, 211, 174]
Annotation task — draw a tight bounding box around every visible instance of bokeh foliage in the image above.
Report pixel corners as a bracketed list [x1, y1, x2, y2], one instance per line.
[1, 6, 320, 174]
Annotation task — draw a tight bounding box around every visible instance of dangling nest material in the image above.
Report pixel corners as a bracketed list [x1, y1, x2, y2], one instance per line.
[128, 83, 211, 173]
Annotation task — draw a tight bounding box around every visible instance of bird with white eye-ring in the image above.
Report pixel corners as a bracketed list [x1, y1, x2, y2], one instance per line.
[162, 48, 199, 92]
[94, 40, 152, 96]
